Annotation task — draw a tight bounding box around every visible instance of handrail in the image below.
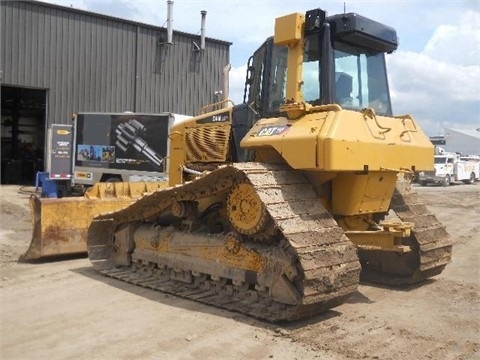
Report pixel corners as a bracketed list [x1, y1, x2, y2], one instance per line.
[397, 114, 418, 138]
[362, 108, 392, 134]
[200, 99, 235, 114]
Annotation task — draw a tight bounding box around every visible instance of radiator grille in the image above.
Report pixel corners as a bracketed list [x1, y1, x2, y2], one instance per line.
[185, 125, 231, 162]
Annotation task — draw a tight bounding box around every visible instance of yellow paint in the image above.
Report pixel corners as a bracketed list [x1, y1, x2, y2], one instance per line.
[345, 230, 411, 253]
[227, 182, 264, 234]
[242, 107, 433, 173]
[134, 228, 263, 273]
[332, 171, 397, 215]
[74, 171, 91, 179]
[25, 182, 169, 260]
[274, 13, 305, 113]
[167, 105, 235, 186]
[56, 129, 71, 135]
[84, 181, 168, 199]
[38, 198, 131, 232]
[345, 220, 413, 253]
[321, 110, 433, 172]
[274, 13, 303, 46]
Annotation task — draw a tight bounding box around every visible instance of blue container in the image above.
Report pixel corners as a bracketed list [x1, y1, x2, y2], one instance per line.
[35, 172, 59, 198]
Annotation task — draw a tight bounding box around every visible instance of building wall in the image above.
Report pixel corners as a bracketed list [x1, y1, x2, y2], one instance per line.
[444, 128, 480, 156]
[0, 1, 231, 124]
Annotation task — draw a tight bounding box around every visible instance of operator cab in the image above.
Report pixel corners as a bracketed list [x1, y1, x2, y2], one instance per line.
[244, 9, 398, 117]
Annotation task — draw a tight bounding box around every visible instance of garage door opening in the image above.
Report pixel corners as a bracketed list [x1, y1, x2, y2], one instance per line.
[1, 86, 47, 185]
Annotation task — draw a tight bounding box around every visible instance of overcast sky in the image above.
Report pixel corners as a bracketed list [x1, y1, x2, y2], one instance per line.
[39, 0, 479, 136]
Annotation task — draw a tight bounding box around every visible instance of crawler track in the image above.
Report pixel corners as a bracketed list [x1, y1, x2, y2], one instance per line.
[88, 163, 361, 322]
[359, 179, 453, 285]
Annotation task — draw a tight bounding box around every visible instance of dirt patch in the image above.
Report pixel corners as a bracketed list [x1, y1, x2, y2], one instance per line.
[1, 183, 479, 359]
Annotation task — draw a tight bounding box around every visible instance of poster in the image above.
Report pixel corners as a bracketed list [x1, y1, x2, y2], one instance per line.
[50, 124, 74, 179]
[74, 113, 169, 172]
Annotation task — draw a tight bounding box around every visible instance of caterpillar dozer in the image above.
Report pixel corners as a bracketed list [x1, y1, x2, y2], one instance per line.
[86, 8, 452, 321]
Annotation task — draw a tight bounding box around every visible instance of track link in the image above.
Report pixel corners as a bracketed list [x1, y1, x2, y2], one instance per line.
[88, 163, 360, 322]
[359, 179, 452, 285]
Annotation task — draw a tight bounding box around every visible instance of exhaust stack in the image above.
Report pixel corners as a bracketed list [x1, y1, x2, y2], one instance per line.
[167, 0, 173, 44]
[200, 10, 206, 50]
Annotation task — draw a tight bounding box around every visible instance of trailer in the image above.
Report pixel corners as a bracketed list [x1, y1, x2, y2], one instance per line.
[36, 112, 190, 197]
[24, 112, 190, 259]
[72, 112, 190, 187]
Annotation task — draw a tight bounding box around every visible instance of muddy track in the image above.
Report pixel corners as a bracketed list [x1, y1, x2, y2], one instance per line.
[88, 163, 361, 321]
[359, 179, 453, 285]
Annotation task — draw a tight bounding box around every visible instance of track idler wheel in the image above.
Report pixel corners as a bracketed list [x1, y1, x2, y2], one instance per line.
[226, 181, 268, 235]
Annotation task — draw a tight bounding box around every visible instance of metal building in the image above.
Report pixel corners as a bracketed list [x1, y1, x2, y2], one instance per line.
[443, 128, 480, 156]
[0, 0, 231, 184]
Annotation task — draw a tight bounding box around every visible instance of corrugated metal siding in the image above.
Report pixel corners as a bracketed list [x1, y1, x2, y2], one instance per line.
[0, 1, 230, 125]
[443, 129, 480, 155]
[135, 29, 229, 115]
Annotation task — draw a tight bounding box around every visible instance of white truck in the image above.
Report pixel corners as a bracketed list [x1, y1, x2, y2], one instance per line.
[418, 150, 480, 186]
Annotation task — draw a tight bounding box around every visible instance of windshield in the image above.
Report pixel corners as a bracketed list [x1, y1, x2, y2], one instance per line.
[302, 36, 393, 115]
[333, 50, 392, 115]
[434, 157, 447, 164]
[263, 35, 394, 116]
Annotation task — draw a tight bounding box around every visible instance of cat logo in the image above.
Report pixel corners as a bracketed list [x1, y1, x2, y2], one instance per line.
[257, 125, 289, 137]
[57, 130, 71, 135]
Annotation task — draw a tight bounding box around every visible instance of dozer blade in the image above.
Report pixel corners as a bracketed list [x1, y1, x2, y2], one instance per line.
[21, 182, 168, 261]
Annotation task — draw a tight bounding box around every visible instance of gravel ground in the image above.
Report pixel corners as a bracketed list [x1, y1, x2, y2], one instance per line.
[0, 183, 478, 360]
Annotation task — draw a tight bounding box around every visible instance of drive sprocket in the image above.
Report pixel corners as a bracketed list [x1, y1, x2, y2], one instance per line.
[226, 181, 269, 235]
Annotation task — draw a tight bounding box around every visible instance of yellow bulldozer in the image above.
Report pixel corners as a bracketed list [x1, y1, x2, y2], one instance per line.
[29, 7, 452, 321]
